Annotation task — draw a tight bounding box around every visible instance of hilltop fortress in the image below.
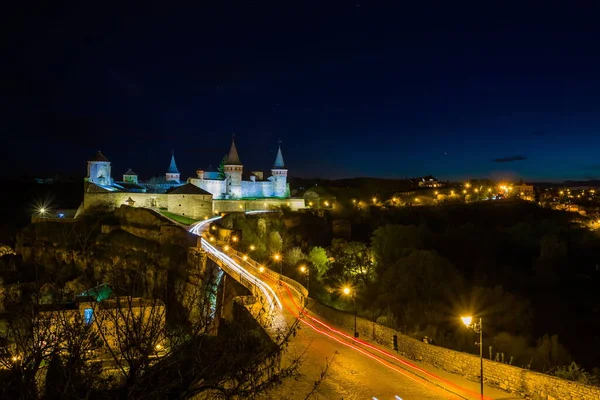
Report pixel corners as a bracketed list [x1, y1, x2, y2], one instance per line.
[82, 140, 305, 219]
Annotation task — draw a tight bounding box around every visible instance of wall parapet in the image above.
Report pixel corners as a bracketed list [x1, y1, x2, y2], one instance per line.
[307, 300, 600, 400]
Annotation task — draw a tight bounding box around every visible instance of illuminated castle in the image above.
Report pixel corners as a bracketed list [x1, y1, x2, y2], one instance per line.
[82, 140, 298, 218]
[189, 139, 289, 199]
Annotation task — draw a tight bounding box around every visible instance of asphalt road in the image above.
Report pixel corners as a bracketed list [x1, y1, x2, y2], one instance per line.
[262, 281, 464, 400]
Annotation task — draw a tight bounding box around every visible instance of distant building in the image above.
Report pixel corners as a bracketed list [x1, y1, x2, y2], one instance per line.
[515, 183, 535, 199]
[412, 175, 445, 188]
[37, 284, 165, 355]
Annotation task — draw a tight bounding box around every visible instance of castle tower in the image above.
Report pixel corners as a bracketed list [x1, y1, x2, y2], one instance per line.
[87, 151, 112, 186]
[224, 139, 243, 198]
[271, 144, 288, 198]
[123, 168, 138, 184]
[165, 149, 180, 183]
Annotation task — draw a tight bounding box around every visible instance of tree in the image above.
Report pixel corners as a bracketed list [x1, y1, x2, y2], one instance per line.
[308, 247, 329, 280]
[285, 247, 305, 267]
[371, 225, 426, 269]
[381, 249, 462, 302]
[328, 239, 375, 284]
[267, 231, 283, 255]
[217, 155, 227, 180]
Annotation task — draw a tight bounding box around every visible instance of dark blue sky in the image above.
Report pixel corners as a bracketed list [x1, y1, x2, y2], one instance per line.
[5, 2, 600, 181]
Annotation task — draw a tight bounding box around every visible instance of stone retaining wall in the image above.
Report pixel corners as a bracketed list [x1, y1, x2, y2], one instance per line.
[308, 300, 600, 400]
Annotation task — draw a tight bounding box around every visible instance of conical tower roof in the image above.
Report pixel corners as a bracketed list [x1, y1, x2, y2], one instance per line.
[273, 145, 286, 169]
[90, 151, 109, 162]
[166, 149, 180, 174]
[225, 139, 242, 165]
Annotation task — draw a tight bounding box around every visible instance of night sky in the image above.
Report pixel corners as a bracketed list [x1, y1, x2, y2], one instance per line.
[5, 2, 600, 181]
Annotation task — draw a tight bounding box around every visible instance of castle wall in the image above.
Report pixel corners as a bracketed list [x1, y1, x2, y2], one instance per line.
[83, 192, 168, 212]
[83, 192, 212, 220]
[166, 194, 213, 219]
[241, 180, 274, 198]
[212, 198, 305, 213]
[189, 178, 225, 199]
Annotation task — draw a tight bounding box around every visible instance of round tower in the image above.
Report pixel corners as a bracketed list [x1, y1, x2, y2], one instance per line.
[87, 151, 112, 186]
[271, 144, 288, 198]
[165, 149, 180, 183]
[224, 139, 243, 198]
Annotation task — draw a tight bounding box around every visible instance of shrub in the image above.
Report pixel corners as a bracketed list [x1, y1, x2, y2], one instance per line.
[552, 362, 598, 386]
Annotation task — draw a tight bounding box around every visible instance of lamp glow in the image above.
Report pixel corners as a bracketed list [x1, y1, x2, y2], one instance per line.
[461, 316, 472, 327]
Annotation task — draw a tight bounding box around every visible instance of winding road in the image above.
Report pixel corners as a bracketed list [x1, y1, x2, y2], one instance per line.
[189, 215, 502, 400]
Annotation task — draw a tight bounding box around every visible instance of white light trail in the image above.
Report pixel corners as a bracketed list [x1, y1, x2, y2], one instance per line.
[200, 238, 282, 311]
[188, 212, 282, 312]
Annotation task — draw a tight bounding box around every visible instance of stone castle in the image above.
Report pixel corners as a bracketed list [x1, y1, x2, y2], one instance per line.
[82, 140, 304, 218]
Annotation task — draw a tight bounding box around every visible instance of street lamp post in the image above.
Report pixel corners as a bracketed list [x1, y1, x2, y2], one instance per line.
[461, 316, 483, 400]
[343, 287, 358, 338]
[300, 265, 309, 292]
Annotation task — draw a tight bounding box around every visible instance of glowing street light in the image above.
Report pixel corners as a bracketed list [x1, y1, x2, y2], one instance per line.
[273, 253, 282, 274]
[242, 255, 248, 261]
[223, 245, 230, 251]
[372, 197, 377, 204]
[209, 236, 215, 242]
[342, 286, 358, 338]
[299, 265, 309, 292]
[461, 315, 483, 399]
[259, 265, 265, 273]
[249, 245, 255, 251]
[231, 236, 238, 242]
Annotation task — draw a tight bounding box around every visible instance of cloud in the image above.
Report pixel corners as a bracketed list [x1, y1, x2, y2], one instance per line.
[492, 155, 527, 163]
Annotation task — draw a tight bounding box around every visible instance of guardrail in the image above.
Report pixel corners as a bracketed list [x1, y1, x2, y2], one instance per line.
[224, 246, 308, 300]
[200, 239, 308, 301]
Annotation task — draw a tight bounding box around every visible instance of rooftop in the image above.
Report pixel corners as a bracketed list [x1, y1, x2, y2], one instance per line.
[90, 151, 110, 162]
[167, 183, 212, 195]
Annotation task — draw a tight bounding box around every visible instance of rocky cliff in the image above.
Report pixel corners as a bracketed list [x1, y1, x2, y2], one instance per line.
[15, 206, 204, 301]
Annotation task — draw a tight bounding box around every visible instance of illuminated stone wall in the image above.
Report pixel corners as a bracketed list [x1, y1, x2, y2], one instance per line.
[212, 198, 305, 213]
[189, 177, 288, 200]
[308, 300, 600, 400]
[83, 192, 168, 212]
[83, 192, 212, 220]
[166, 194, 213, 220]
